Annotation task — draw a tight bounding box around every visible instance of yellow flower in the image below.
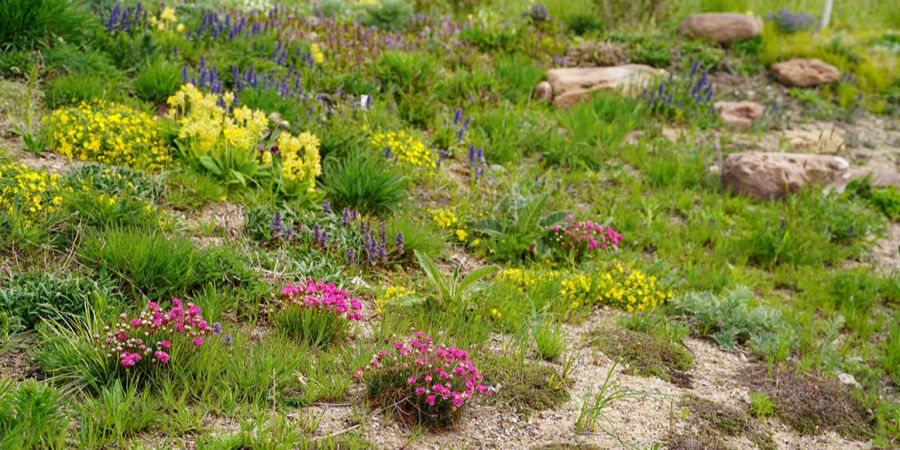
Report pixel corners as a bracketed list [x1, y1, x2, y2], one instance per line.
[310, 43, 325, 65]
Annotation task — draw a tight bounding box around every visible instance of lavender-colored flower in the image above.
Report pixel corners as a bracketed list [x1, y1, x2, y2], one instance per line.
[395, 232, 405, 255]
[212, 321, 222, 334]
[272, 211, 285, 236]
[453, 108, 463, 125]
[322, 200, 332, 214]
[346, 248, 356, 265]
[223, 334, 233, 346]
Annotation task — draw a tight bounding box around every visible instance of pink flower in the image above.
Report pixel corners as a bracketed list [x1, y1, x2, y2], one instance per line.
[192, 337, 204, 346]
[159, 339, 172, 348]
[154, 350, 170, 363]
[354, 369, 364, 379]
[131, 318, 142, 326]
[425, 394, 436, 406]
[407, 376, 417, 384]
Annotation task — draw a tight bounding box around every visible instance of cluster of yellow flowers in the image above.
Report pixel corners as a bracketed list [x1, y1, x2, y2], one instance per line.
[277, 131, 322, 193]
[310, 43, 325, 65]
[430, 207, 476, 244]
[0, 163, 67, 223]
[497, 263, 674, 313]
[371, 130, 436, 169]
[167, 84, 268, 154]
[47, 101, 170, 170]
[375, 285, 417, 313]
[149, 6, 185, 32]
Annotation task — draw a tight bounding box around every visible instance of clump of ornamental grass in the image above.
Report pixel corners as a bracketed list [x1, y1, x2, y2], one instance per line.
[267, 280, 363, 348]
[356, 331, 491, 429]
[96, 298, 213, 373]
[546, 214, 622, 262]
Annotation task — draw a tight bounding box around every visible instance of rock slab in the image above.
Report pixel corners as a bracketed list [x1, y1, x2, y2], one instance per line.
[771, 58, 841, 87]
[538, 65, 667, 107]
[679, 13, 763, 43]
[714, 101, 764, 127]
[720, 152, 851, 199]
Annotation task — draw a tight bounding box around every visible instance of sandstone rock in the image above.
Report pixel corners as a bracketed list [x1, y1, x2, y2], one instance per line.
[541, 65, 667, 107]
[783, 127, 845, 154]
[535, 81, 552, 101]
[771, 58, 841, 87]
[720, 152, 851, 199]
[679, 13, 762, 43]
[714, 101, 764, 127]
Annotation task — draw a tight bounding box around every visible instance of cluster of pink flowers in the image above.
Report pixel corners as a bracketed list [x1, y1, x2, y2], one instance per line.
[548, 215, 622, 257]
[357, 331, 490, 414]
[275, 280, 363, 320]
[97, 298, 212, 368]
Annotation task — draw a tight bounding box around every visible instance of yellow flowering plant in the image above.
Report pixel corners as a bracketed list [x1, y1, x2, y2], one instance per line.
[497, 262, 674, 314]
[166, 84, 322, 202]
[0, 163, 68, 224]
[371, 130, 438, 171]
[46, 101, 170, 170]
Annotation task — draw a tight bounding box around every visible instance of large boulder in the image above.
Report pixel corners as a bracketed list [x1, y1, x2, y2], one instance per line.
[714, 101, 764, 127]
[771, 58, 841, 87]
[720, 152, 851, 199]
[679, 13, 762, 43]
[539, 65, 667, 107]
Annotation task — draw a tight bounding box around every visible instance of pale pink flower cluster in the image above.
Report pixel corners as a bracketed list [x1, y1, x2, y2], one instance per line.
[98, 298, 211, 367]
[278, 279, 363, 320]
[358, 331, 490, 410]
[549, 214, 622, 252]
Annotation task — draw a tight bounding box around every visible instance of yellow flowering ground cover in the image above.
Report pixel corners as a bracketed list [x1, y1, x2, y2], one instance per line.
[46, 101, 170, 170]
[0, 163, 68, 223]
[497, 263, 674, 313]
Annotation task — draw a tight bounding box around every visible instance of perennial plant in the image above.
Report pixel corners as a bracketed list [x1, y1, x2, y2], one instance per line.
[268, 280, 363, 347]
[357, 331, 490, 428]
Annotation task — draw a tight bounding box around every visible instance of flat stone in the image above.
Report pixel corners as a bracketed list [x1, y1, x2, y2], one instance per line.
[720, 152, 851, 199]
[771, 58, 841, 87]
[714, 101, 764, 127]
[783, 128, 845, 154]
[540, 65, 667, 107]
[679, 13, 763, 43]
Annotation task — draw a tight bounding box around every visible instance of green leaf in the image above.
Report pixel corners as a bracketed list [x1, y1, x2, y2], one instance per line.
[458, 264, 499, 297]
[415, 251, 449, 303]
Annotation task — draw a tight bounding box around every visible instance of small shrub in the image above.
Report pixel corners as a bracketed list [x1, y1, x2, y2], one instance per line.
[0, 379, 69, 448]
[267, 280, 363, 348]
[566, 14, 604, 36]
[358, 331, 490, 429]
[321, 153, 406, 215]
[360, 0, 412, 31]
[133, 59, 182, 103]
[46, 101, 170, 169]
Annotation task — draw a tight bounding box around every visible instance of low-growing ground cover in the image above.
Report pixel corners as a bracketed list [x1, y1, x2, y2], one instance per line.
[0, 0, 898, 448]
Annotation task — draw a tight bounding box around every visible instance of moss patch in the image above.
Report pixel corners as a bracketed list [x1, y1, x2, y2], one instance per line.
[588, 326, 693, 387]
[668, 395, 777, 450]
[742, 365, 872, 440]
[478, 352, 570, 418]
